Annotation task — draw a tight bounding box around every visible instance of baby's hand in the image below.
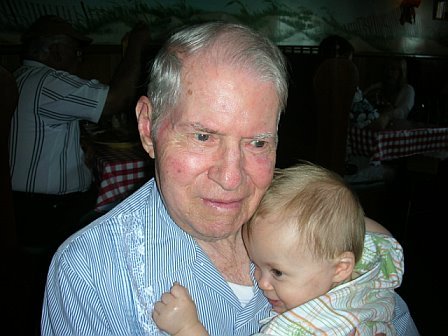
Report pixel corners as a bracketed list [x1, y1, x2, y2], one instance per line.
[152, 282, 208, 336]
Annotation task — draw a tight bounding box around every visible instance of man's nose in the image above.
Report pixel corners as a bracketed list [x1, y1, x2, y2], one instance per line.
[208, 143, 243, 190]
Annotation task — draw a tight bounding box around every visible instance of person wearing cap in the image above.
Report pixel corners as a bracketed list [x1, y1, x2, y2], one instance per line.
[8, 14, 150, 333]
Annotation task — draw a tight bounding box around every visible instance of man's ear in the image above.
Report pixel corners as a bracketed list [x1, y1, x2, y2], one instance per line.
[136, 95, 155, 158]
[332, 251, 355, 283]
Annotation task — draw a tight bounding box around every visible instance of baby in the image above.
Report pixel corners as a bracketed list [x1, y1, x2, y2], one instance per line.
[152, 162, 403, 335]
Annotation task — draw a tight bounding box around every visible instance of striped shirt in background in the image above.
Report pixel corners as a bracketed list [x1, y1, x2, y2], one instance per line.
[9, 60, 108, 195]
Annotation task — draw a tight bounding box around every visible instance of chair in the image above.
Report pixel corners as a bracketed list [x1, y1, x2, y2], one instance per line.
[313, 58, 359, 175]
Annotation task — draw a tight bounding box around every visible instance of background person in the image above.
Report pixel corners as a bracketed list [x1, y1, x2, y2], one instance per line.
[42, 22, 418, 336]
[9, 14, 150, 334]
[10, 14, 150, 247]
[153, 162, 406, 335]
[316, 34, 384, 178]
[316, 34, 397, 181]
[318, 34, 382, 130]
[364, 57, 415, 126]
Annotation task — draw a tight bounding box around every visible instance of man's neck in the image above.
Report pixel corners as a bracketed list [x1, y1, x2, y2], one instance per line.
[197, 234, 252, 285]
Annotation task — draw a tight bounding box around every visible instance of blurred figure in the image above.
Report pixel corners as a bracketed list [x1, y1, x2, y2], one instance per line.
[314, 35, 361, 175]
[316, 35, 391, 183]
[8, 15, 150, 334]
[10, 15, 150, 243]
[364, 58, 415, 124]
[318, 35, 381, 130]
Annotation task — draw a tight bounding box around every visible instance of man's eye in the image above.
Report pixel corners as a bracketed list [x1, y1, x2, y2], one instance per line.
[251, 139, 267, 148]
[194, 133, 210, 142]
[245, 138, 275, 154]
[272, 269, 283, 277]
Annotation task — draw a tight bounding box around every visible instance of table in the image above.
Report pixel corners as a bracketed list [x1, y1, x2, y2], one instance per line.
[347, 126, 448, 163]
[92, 143, 153, 212]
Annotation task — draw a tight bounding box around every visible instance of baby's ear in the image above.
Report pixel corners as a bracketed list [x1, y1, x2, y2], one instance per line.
[332, 251, 355, 283]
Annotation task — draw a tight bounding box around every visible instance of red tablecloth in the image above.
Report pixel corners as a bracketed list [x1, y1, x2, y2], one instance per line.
[93, 143, 152, 212]
[348, 126, 448, 162]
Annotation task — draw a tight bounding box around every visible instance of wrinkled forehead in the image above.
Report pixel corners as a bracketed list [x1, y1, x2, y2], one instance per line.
[181, 52, 281, 111]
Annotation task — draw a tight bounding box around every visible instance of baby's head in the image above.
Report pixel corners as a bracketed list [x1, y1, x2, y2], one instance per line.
[243, 161, 365, 313]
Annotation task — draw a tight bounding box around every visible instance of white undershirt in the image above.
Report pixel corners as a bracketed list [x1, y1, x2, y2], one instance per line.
[227, 282, 255, 307]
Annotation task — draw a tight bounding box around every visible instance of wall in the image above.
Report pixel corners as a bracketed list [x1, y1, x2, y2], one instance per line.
[1, 0, 448, 56]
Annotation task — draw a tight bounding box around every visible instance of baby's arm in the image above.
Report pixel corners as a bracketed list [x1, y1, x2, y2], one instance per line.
[152, 282, 209, 336]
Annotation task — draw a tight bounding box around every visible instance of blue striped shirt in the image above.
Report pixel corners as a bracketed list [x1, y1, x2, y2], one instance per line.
[41, 179, 419, 335]
[42, 179, 271, 335]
